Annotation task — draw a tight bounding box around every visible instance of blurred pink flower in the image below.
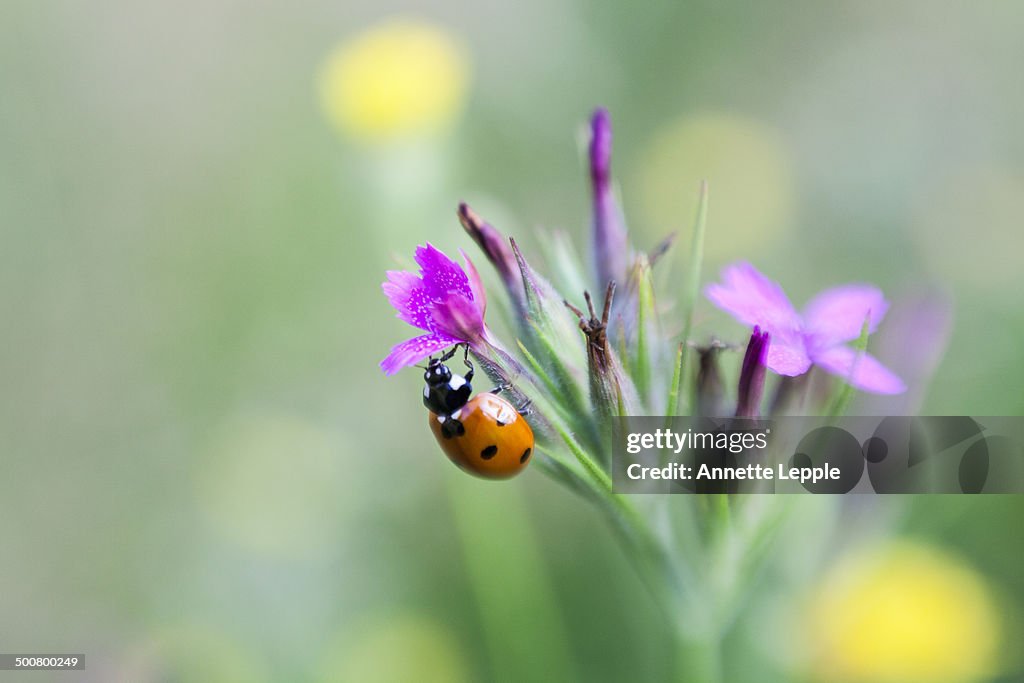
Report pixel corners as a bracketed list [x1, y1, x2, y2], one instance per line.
[706, 262, 905, 394]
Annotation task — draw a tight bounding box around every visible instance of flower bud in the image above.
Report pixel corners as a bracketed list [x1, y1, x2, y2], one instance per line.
[457, 203, 525, 311]
[589, 108, 630, 289]
[565, 283, 641, 423]
[736, 326, 770, 418]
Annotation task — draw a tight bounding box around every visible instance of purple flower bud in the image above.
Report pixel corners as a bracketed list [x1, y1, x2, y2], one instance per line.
[589, 108, 630, 289]
[458, 203, 525, 311]
[736, 326, 770, 418]
[589, 108, 613, 187]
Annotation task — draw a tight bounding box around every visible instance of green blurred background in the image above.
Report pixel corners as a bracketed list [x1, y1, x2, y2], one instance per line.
[1, 1, 1022, 681]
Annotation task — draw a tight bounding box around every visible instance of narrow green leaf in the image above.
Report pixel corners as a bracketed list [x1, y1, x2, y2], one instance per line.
[634, 257, 656, 406]
[526, 322, 603, 453]
[515, 339, 580, 427]
[515, 339, 560, 397]
[616, 318, 630, 378]
[551, 418, 613, 492]
[666, 342, 685, 417]
[532, 448, 594, 498]
[674, 181, 709, 415]
[528, 323, 588, 414]
[548, 229, 589, 304]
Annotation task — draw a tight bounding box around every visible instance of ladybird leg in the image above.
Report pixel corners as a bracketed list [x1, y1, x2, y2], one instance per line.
[516, 398, 534, 417]
[459, 345, 475, 382]
[487, 383, 530, 414]
[440, 416, 466, 439]
[439, 345, 459, 363]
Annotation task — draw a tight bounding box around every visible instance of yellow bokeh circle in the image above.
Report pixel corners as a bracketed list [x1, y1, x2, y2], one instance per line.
[634, 113, 795, 260]
[807, 542, 1002, 683]
[318, 18, 470, 141]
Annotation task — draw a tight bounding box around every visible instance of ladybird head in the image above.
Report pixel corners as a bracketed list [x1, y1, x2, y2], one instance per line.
[424, 358, 452, 387]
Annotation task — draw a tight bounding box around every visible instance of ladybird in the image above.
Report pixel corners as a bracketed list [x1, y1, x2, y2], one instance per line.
[422, 347, 534, 479]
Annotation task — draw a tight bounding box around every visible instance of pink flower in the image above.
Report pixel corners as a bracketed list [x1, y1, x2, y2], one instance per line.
[705, 262, 906, 394]
[380, 243, 489, 375]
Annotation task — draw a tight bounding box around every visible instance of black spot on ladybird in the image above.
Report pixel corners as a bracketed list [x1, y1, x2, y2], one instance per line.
[481, 445, 498, 460]
[520, 448, 531, 463]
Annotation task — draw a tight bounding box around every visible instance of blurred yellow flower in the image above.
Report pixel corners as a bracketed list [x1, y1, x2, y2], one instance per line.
[318, 18, 470, 142]
[806, 542, 1002, 683]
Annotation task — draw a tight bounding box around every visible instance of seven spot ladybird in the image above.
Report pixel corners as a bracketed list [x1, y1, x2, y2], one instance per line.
[422, 346, 534, 479]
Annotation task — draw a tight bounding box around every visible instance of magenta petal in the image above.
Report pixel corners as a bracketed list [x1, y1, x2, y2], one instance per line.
[382, 270, 433, 331]
[430, 293, 483, 342]
[379, 333, 461, 376]
[766, 341, 812, 376]
[705, 262, 802, 337]
[811, 345, 907, 395]
[803, 284, 889, 348]
[460, 249, 487, 317]
[415, 243, 474, 302]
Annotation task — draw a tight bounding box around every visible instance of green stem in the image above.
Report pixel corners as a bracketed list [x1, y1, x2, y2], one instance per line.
[448, 476, 576, 681]
[826, 313, 872, 420]
[545, 423, 693, 624]
[677, 629, 724, 683]
[710, 493, 731, 543]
